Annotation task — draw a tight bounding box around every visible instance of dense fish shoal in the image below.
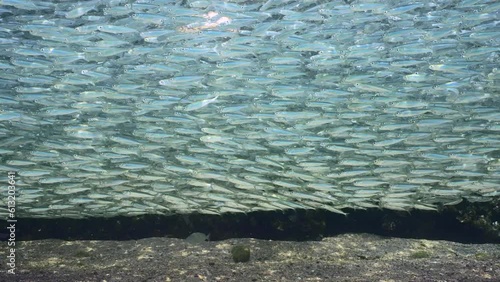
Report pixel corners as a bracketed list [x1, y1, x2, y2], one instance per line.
[0, 0, 498, 218]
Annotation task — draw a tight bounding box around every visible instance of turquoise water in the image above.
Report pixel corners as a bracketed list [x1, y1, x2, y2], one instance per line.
[0, 0, 499, 218]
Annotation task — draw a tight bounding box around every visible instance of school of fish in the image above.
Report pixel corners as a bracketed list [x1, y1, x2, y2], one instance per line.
[0, 0, 498, 218]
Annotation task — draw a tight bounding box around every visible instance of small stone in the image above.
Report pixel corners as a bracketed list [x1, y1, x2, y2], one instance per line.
[231, 245, 250, 263]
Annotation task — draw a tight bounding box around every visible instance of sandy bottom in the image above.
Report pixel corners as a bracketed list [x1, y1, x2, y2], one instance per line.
[1, 233, 499, 281]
